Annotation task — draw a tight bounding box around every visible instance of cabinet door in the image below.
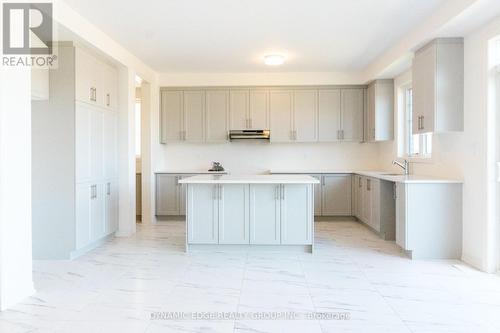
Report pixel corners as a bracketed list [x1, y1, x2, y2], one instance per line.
[219, 184, 249, 244]
[281, 184, 313, 245]
[105, 181, 118, 234]
[229, 89, 249, 130]
[75, 103, 92, 183]
[356, 176, 364, 218]
[179, 174, 193, 216]
[413, 45, 436, 134]
[310, 175, 322, 216]
[100, 63, 118, 110]
[321, 174, 352, 216]
[395, 183, 407, 248]
[370, 179, 381, 231]
[160, 90, 183, 142]
[184, 90, 205, 142]
[90, 183, 105, 241]
[249, 184, 281, 244]
[366, 84, 375, 142]
[361, 178, 373, 225]
[187, 184, 219, 244]
[75, 47, 96, 104]
[75, 184, 91, 249]
[318, 89, 341, 142]
[270, 90, 293, 142]
[90, 108, 104, 181]
[206, 90, 229, 142]
[155, 174, 180, 215]
[341, 89, 364, 142]
[293, 90, 318, 142]
[249, 90, 269, 129]
[103, 111, 118, 179]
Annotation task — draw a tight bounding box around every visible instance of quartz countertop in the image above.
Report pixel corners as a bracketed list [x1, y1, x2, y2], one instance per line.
[179, 174, 320, 184]
[154, 170, 228, 174]
[269, 170, 462, 184]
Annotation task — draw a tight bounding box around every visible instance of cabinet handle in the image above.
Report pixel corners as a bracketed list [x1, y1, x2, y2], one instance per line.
[294, 130, 297, 140]
[107, 182, 111, 195]
[421, 116, 424, 130]
[106, 93, 110, 107]
[89, 87, 93, 101]
[358, 177, 362, 188]
[341, 130, 345, 140]
[281, 185, 285, 200]
[322, 176, 325, 186]
[417, 116, 421, 130]
[367, 179, 371, 191]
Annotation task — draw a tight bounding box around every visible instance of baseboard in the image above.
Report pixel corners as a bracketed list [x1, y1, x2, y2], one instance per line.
[69, 234, 114, 259]
[315, 216, 357, 222]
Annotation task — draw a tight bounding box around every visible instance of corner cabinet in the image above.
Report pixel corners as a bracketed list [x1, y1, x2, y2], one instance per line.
[412, 38, 464, 134]
[366, 80, 394, 142]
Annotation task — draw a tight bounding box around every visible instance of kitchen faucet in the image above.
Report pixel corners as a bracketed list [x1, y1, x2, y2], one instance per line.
[392, 159, 410, 175]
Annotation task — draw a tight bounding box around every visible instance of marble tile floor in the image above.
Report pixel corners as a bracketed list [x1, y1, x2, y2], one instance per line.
[1, 220, 500, 333]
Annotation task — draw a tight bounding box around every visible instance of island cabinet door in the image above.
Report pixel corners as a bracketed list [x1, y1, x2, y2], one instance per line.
[280, 184, 313, 245]
[187, 184, 219, 244]
[249, 184, 281, 244]
[218, 184, 250, 244]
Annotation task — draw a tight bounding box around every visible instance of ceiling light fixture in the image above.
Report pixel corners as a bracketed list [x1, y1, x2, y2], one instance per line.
[264, 54, 285, 66]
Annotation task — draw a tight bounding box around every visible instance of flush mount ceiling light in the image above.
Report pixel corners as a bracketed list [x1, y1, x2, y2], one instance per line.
[264, 54, 285, 66]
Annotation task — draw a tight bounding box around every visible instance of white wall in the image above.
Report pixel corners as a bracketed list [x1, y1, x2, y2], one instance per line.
[0, 68, 35, 310]
[378, 16, 500, 272]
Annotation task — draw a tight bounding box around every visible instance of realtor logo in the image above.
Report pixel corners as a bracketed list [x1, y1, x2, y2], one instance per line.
[2, 2, 56, 67]
[2, 2, 53, 55]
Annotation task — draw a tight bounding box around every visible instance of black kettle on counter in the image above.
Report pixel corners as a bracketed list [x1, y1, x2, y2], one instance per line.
[208, 161, 224, 172]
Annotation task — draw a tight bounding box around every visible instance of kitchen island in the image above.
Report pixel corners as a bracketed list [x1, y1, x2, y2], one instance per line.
[179, 175, 320, 252]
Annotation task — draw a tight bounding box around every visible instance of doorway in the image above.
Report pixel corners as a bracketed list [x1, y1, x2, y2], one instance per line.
[135, 76, 142, 223]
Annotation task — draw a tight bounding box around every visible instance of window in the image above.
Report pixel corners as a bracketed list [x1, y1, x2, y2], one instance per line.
[404, 87, 432, 158]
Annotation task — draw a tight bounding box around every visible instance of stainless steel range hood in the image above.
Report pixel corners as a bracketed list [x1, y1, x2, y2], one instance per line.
[229, 130, 270, 141]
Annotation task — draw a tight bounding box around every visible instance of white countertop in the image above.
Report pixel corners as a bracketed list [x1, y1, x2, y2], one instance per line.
[179, 174, 320, 184]
[269, 170, 462, 184]
[154, 170, 228, 174]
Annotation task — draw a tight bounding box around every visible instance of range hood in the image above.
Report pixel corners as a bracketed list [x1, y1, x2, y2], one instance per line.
[229, 130, 270, 141]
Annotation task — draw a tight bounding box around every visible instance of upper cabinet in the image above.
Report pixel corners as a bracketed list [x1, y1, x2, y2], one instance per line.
[75, 47, 118, 110]
[160, 86, 366, 144]
[366, 79, 394, 142]
[229, 89, 269, 130]
[412, 38, 464, 134]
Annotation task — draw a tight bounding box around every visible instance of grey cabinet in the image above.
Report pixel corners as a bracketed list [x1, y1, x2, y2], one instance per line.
[219, 184, 250, 244]
[321, 174, 352, 216]
[155, 174, 181, 216]
[205, 90, 229, 142]
[229, 89, 269, 130]
[186, 184, 219, 244]
[412, 38, 464, 134]
[280, 184, 313, 245]
[318, 89, 341, 142]
[269, 90, 294, 142]
[366, 80, 394, 142]
[394, 182, 462, 259]
[293, 90, 318, 142]
[183, 90, 205, 142]
[341, 89, 364, 142]
[160, 90, 183, 142]
[249, 184, 281, 244]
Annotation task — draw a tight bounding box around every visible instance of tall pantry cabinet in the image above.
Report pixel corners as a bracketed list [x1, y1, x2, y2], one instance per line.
[32, 43, 119, 259]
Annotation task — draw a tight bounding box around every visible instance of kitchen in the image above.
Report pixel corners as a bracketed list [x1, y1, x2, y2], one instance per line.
[2, 1, 500, 332]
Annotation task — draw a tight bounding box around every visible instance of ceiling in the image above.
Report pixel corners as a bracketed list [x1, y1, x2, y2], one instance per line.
[63, 0, 446, 73]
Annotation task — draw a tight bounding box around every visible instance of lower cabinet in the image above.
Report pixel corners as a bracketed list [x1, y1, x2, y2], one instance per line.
[395, 182, 462, 259]
[155, 173, 202, 216]
[280, 184, 313, 244]
[186, 183, 313, 245]
[249, 184, 281, 244]
[75, 180, 118, 251]
[321, 174, 352, 215]
[186, 184, 219, 244]
[219, 184, 250, 244]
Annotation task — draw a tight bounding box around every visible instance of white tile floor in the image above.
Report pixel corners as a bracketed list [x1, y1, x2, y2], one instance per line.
[1, 220, 500, 333]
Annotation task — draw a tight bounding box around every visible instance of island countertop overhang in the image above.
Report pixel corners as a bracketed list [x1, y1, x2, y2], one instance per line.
[179, 174, 320, 184]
